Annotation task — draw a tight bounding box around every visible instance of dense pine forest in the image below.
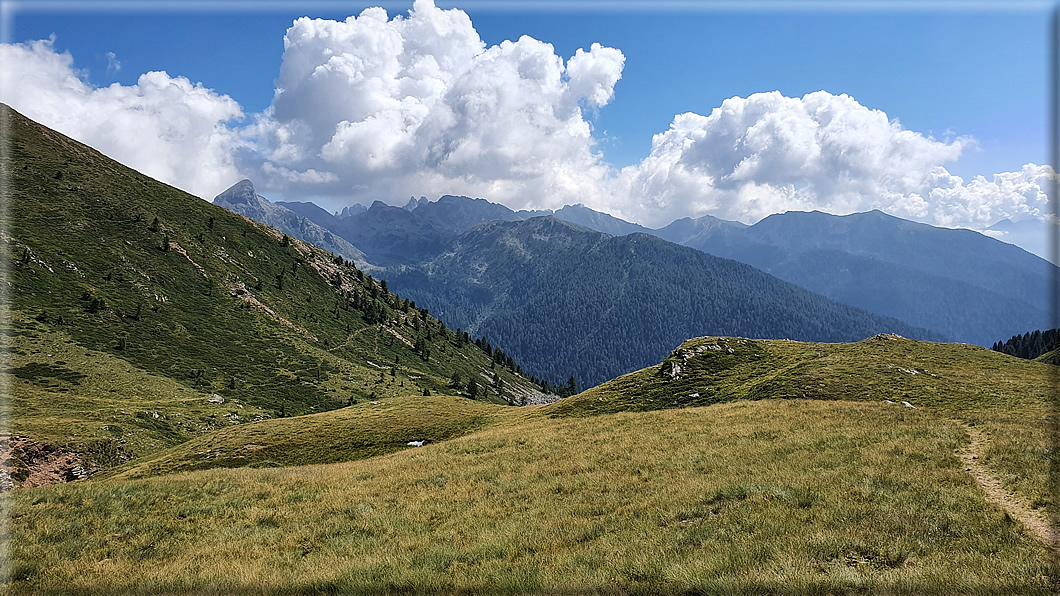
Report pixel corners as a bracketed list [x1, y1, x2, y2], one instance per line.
[385, 217, 942, 388]
[992, 329, 1059, 360]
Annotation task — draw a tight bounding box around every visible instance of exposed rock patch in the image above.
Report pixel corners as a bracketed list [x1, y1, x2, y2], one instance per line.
[0, 435, 94, 490]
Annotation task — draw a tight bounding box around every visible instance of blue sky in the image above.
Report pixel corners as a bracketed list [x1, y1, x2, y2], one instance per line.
[10, 3, 1049, 176]
[1, 1, 1055, 257]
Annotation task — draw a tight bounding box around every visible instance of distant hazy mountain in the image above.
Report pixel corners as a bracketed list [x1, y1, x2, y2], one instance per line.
[337, 204, 367, 218]
[652, 214, 748, 245]
[986, 218, 1052, 264]
[664, 209, 1053, 346]
[323, 195, 529, 266]
[385, 216, 941, 387]
[213, 180, 370, 267]
[404, 196, 428, 211]
[276, 200, 342, 231]
[551, 204, 653, 236]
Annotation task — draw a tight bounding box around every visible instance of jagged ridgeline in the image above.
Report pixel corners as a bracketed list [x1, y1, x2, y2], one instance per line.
[3, 104, 544, 457]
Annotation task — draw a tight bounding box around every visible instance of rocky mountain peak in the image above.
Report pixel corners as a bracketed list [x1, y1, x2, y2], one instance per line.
[214, 179, 258, 206]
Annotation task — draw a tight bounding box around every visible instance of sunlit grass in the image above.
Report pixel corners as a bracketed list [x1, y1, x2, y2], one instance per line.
[8, 400, 1055, 594]
[551, 336, 1057, 520]
[110, 394, 535, 479]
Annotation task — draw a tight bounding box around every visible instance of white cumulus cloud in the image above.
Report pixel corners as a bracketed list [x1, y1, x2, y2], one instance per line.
[0, 37, 246, 199]
[613, 90, 980, 226]
[1, 8, 1052, 260]
[245, 0, 625, 210]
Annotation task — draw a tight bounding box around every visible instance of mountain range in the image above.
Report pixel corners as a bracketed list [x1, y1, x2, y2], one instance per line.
[213, 180, 1054, 376]
[652, 209, 1052, 347]
[385, 216, 940, 386]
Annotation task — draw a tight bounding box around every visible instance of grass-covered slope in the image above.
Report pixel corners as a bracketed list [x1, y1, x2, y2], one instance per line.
[547, 334, 1057, 520]
[89, 333, 1055, 525]
[109, 394, 533, 479]
[9, 399, 1055, 594]
[1035, 349, 1060, 366]
[6, 334, 1056, 592]
[2, 104, 543, 471]
[546, 334, 1049, 416]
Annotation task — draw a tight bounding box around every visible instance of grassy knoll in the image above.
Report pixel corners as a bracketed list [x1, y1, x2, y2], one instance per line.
[547, 335, 1057, 520]
[7, 399, 1055, 594]
[110, 395, 533, 479]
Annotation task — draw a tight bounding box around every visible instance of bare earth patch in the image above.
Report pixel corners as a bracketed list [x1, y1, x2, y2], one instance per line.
[0, 435, 93, 489]
[957, 423, 1059, 554]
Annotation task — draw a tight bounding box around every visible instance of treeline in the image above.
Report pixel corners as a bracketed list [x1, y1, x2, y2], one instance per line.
[992, 329, 1059, 360]
[452, 328, 567, 396]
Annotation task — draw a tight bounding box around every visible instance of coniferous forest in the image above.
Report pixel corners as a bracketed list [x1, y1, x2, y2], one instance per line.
[992, 328, 1059, 360]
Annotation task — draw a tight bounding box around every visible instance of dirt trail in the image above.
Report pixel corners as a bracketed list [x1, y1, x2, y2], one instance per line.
[956, 423, 1058, 554]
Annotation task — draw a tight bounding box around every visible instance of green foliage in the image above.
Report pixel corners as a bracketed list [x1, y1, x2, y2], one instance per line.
[3, 104, 542, 471]
[993, 328, 1059, 361]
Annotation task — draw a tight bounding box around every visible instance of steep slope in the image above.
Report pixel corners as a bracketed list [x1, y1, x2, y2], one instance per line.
[667, 209, 1054, 346]
[385, 217, 941, 387]
[213, 180, 370, 267]
[3, 104, 544, 475]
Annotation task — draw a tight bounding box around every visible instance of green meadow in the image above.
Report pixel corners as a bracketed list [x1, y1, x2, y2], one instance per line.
[7, 338, 1058, 594]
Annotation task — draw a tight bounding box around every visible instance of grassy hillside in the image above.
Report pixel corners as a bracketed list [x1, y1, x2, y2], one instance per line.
[98, 333, 1054, 530]
[8, 399, 1055, 594]
[547, 335, 1057, 519]
[109, 395, 535, 479]
[3, 103, 543, 472]
[1035, 349, 1060, 366]
[6, 336, 1056, 592]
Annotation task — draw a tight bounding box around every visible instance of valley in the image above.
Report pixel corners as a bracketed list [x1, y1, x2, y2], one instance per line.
[3, 103, 1058, 593]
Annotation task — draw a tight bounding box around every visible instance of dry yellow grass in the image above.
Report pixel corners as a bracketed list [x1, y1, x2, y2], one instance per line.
[8, 399, 1056, 594]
